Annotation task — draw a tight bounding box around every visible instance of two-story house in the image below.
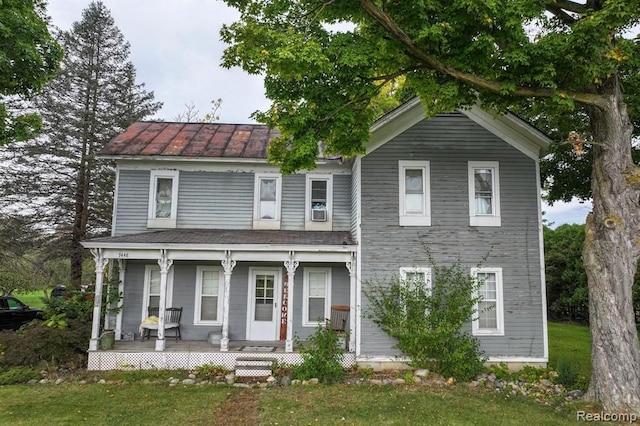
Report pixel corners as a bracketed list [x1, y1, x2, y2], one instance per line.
[82, 98, 550, 371]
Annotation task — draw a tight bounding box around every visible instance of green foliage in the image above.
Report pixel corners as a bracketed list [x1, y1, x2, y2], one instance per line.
[364, 260, 486, 381]
[270, 360, 295, 380]
[43, 291, 93, 323]
[555, 358, 578, 389]
[194, 363, 230, 380]
[488, 363, 555, 383]
[0, 0, 63, 145]
[291, 325, 345, 384]
[544, 224, 640, 324]
[44, 313, 68, 329]
[221, 0, 639, 174]
[0, 320, 90, 368]
[0, 366, 40, 385]
[544, 224, 589, 322]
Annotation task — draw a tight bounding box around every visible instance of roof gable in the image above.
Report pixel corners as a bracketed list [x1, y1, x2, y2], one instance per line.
[367, 98, 552, 160]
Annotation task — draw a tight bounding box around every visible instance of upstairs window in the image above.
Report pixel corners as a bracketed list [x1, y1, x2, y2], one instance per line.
[147, 170, 179, 228]
[305, 175, 333, 230]
[253, 173, 282, 229]
[471, 267, 504, 336]
[398, 161, 431, 226]
[468, 161, 501, 226]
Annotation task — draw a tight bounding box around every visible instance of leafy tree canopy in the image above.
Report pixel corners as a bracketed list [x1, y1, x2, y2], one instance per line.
[0, 0, 63, 144]
[221, 0, 639, 174]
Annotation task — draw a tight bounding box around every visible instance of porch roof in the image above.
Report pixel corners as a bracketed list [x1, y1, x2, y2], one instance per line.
[83, 229, 356, 248]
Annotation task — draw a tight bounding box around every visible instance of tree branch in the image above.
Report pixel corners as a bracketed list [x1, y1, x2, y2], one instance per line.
[545, 0, 590, 14]
[545, 4, 578, 25]
[357, 0, 606, 108]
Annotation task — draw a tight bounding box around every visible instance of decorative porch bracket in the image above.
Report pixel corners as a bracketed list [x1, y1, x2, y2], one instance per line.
[284, 251, 299, 352]
[220, 250, 236, 352]
[155, 249, 173, 351]
[346, 254, 357, 353]
[89, 249, 109, 351]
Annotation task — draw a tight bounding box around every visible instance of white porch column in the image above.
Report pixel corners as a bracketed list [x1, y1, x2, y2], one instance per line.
[346, 254, 357, 353]
[220, 250, 236, 352]
[155, 249, 173, 351]
[115, 259, 126, 340]
[89, 249, 109, 351]
[284, 251, 299, 352]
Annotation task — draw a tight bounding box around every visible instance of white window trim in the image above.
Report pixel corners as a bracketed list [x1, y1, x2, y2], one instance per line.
[399, 267, 433, 290]
[147, 170, 179, 228]
[468, 161, 501, 227]
[398, 160, 431, 226]
[193, 266, 224, 326]
[302, 267, 332, 327]
[253, 173, 282, 229]
[471, 267, 504, 336]
[141, 264, 174, 322]
[305, 174, 333, 231]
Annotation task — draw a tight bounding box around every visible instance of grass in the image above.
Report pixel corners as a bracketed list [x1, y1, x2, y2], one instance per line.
[0, 382, 581, 425]
[0, 321, 593, 425]
[259, 385, 578, 425]
[11, 290, 48, 309]
[0, 383, 230, 425]
[548, 322, 592, 379]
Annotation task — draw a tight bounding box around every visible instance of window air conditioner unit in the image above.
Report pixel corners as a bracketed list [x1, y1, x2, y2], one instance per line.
[312, 209, 327, 222]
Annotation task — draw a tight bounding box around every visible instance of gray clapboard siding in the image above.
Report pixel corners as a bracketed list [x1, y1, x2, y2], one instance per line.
[114, 170, 151, 236]
[114, 169, 352, 233]
[177, 171, 254, 229]
[358, 112, 544, 358]
[333, 175, 352, 230]
[281, 175, 306, 230]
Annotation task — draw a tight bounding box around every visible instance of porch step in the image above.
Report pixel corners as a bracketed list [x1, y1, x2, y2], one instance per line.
[234, 357, 273, 377]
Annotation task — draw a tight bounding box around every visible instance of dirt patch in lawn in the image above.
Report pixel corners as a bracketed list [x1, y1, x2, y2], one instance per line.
[212, 388, 261, 426]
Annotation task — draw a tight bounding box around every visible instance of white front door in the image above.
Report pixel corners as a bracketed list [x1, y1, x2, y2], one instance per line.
[247, 268, 281, 340]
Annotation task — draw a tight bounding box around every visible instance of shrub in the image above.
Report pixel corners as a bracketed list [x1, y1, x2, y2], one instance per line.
[292, 325, 345, 384]
[365, 259, 487, 381]
[0, 366, 40, 384]
[0, 320, 91, 368]
[194, 363, 230, 380]
[555, 358, 579, 388]
[43, 291, 93, 323]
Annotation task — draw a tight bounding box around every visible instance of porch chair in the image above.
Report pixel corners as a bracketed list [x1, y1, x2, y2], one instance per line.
[141, 306, 183, 340]
[326, 305, 349, 349]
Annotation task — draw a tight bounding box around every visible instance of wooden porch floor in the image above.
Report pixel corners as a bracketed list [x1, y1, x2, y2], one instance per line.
[102, 339, 292, 353]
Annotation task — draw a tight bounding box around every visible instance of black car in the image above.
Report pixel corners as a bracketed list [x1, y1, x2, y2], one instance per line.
[0, 296, 43, 330]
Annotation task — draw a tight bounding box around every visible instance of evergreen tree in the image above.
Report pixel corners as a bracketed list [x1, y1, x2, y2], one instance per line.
[0, 1, 162, 287]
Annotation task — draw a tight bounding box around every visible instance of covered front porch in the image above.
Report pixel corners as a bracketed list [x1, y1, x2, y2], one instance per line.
[88, 339, 356, 371]
[82, 229, 358, 370]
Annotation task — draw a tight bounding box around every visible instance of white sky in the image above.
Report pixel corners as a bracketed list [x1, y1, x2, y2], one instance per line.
[46, 0, 591, 226]
[47, 0, 269, 123]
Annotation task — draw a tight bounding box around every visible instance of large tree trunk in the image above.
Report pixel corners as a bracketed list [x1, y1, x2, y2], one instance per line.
[583, 77, 640, 414]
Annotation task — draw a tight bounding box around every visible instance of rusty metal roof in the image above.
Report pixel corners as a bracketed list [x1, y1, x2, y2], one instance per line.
[100, 122, 281, 159]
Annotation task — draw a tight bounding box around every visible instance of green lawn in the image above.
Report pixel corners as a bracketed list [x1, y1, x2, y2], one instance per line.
[11, 291, 48, 309]
[0, 320, 593, 424]
[548, 321, 592, 379]
[0, 382, 580, 425]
